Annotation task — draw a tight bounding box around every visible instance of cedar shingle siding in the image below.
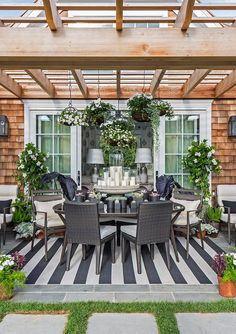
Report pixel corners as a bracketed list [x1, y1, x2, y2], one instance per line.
[0, 99, 24, 184]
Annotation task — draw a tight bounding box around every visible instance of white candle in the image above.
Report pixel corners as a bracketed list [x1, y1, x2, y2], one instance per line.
[130, 176, 136, 186]
[115, 171, 120, 186]
[97, 180, 101, 187]
[101, 181, 106, 187]
[124, 171, 129, 179]
[109, 166, 116, 180]
[110, 181, 115, 187]
[104, 172, 109, 180]
[122, 180, 126, 187]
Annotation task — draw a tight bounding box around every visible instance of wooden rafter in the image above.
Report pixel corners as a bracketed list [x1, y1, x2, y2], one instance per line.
[26, 69, 55, 97]
[215, 70, 236, 98]
[174, 0, 195, 30]
[71, 69, 88, 98]
[117, 70, 121, 97]
[150, 70, 165, 96]
[1, 28, 236, 70]
[0, 69, 22, 97]
[116, 0, 123, 31]
[42, 0, 62, 31]
[182, 69, 210, 97]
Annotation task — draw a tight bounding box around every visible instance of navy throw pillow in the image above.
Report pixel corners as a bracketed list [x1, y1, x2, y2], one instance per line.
[0, 199, 12, 214]
[222, 200, 236, 213]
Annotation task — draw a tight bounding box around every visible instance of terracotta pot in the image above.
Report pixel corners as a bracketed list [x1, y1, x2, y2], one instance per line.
[196, 230, 206, 239]
[0, 285, 13, 300]
[208, 232, 219, 238]
[218, 276, 236, 298]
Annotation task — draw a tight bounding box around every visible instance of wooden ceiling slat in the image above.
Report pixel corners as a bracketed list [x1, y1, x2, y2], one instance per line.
[174, 0, 195, 30]
[150, 69, 165, 95]
[71, 69, 88, 98]
[182, 69, 210, 97]
[26, 69, 55, 97]
[0, 69, 22, 97]
[215, 70, 236, 98]
[116, 0, 123, 31]
[42, 0, 62, 31]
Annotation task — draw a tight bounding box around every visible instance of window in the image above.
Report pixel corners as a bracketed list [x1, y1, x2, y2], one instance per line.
[36, 115, 71, 176]
[165, 114, 200, 187]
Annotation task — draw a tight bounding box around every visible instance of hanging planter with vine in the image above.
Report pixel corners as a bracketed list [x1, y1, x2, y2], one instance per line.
[84, 98, 116, 128]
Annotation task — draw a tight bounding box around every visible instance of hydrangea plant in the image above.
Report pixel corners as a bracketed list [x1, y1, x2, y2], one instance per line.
[16, 142, 49, 193]
[183, 140, 222, 198]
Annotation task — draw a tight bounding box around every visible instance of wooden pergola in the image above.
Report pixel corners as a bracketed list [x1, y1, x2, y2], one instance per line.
[1, 0, 236, 99]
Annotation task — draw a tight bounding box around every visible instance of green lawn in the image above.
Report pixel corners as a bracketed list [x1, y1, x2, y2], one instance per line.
[0, 300, 236, 333]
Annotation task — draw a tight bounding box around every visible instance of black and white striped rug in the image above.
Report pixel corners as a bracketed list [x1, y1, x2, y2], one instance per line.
[9, 237, 223, 285]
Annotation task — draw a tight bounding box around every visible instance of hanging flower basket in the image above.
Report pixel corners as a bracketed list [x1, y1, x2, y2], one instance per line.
[84, 99, 116, 128]
[58, 104, 87, 127]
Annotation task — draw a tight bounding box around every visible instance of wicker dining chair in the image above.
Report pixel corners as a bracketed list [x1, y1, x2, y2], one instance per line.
[60, 202, 116, 274]
[121, 201, 173, 274]
[31, 189, 65, 261]
[172, 187, 204, 259]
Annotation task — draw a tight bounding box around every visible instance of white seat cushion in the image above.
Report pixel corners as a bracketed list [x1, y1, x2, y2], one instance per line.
[100, 225, 116, 239]
[0, 184, 17, 202]
[217, 185, 236, 207]
[221, 213, 236, 224]
[121, 225, 137, 238]
[0, 213, 13, 225]
[117, 218, 137, 224]
[172, 198, 200, 226]
[34, 199, 64, 228]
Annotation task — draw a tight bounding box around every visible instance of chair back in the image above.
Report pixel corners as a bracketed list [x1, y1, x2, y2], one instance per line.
[216, 185, 236, 207]
[0, 184, 18, 201]
[136, 201, 172, 245]
[173, 187, 202, 201]
[64, 202, 100, 245]
[31, 189, 63, 218]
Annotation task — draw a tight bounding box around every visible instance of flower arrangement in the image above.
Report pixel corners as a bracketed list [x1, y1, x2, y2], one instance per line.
[201, 223, 218, 236]
[127, 94, 174, 148]
[14, 222, 34, 240]
[212, 253, 236, 286]
[183, 140, 222, 198]
[84, 99, 116, 127]
[100, 120, 137, 167]
[58, 106, 87, 126]
[16, 142, 49, 193]
[0, 252, 26, 299]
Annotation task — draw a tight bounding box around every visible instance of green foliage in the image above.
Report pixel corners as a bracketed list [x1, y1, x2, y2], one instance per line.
[13, 222, 33, 240]
[100, 120, 137, 167]
[222, 254, 236, 283]
[84, 99, 116, 127]
[183, 140, 222, 198]
[127, 93, 153, 114]
[58, 106, 87, 126]
[207, 206, 223, 223]
[12, 193, 32, 225]
[15, 142, 49, 193]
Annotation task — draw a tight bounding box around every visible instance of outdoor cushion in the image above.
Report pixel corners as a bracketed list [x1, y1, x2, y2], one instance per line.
[100, 225, 116, 239]
[216, 185, 236, 207]
[34, 199, 64, 227]
[121, 225, 137, 238]
[117, 218, 137, 224]
[0, 199, 12, 214]
[222, 200, 236, 213]
[0, 213, 13, 225]
[220, 213, 236, 225]
[172, 199, 200, 226]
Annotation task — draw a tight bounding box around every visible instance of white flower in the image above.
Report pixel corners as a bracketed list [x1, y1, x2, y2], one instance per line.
[23, 173, 27, 178]
[195, 152, 201, 157]
[195, 179, 200, 183]
[0, 266, 3, 271]
[212, 159, 217, 166]
[36, 161, 41, 166]
[207, 152, 212, 158]
[188, 146, 192, 151]
[194, 159, 198, 163]
[46, 153, 50, 158]
[20, 164, 24, 169]
[28, 150, 32, 155]
[211, 149, 215, 154]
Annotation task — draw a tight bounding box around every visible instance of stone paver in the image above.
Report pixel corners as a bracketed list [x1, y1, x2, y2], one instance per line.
[87, 313, 158, 334]
[0, 314, 68, 334]
[176, 313, 236, 334]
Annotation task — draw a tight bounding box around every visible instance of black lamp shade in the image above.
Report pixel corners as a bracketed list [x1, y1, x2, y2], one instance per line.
[228, 116, 236, 137]
[0, 115, 9, 136]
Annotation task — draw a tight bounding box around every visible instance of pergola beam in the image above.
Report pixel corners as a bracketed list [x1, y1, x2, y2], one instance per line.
[174, 0, 195, 30]
[117, 70, 121, 97]
[71, 69, 88, 98]
[26, 69, 55, 97]
[42, 0, 62, 31]
[1, 28, 236, 70]
[182, 69, 210, 97]
[150, 70, 165, 96]
[116, 0, 123, 31]
[215, 70, 236, 98]
[0, 69, 22, 97]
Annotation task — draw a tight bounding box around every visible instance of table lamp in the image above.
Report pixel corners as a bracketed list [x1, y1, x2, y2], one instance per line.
[135, 148, 152, 184]
[86, 149, 104, 183]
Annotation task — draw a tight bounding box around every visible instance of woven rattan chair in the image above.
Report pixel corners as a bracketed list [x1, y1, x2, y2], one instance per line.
[60, 202, 116, 274]
[31, 189, 65, 261]
[172, 187, 204, 259]
[121, 201, 173, 274]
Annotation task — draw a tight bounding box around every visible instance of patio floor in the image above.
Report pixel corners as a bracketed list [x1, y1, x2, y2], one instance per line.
[5, 234, 229, 286]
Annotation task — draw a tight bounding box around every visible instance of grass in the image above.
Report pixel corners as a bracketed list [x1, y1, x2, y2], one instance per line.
[0, 300, 236, 333]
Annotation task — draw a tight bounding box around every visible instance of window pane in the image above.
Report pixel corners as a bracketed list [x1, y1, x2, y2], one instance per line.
[36, 115, 53, 134]
[165, 135, 182, 154]
[183, 175, 192, 188]
[54, 136, 71, 154]
[54, 156, 71, 174]
[165, 116, 182, 134]
[37, 135, 53, 154]
[46, 156, 53, 172]
[165, 155, 182, 174]
[183, 135, 199, 151]
[183, 115, 199, 134]
[54, 116, 71, 134]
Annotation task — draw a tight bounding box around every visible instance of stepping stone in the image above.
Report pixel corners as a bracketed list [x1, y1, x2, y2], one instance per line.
[176, 313, 236, 334]
[0, 314, 68, 334]
[87, 313, 158, 334]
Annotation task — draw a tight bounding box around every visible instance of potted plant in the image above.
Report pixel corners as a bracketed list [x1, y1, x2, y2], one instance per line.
[0, 252, 26, 300]
[127, 94, 174, 148]
[100, 119, 137, 167]
[12, 193, 32, 225]
[58, 106, 87, 126]
[212, 253, 236, 297]
[84, 99, 116, 127]
[132, 192, 144, 205]
[201, 223, 219, 238]
[183, 140, 222, 199]
[207, 206, 222, 230]
[14, 222, 34, 240]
